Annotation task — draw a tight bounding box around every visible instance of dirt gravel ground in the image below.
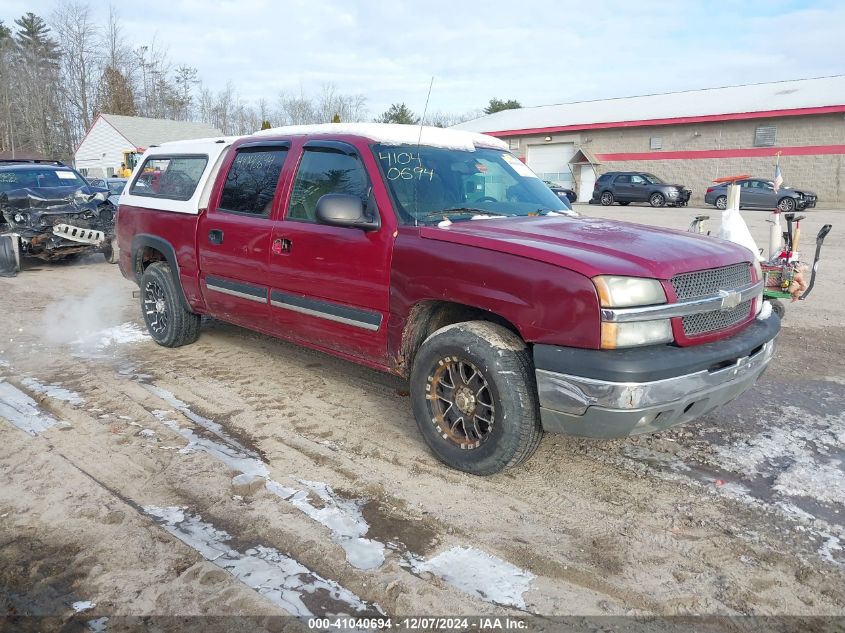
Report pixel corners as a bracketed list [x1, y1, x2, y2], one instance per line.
[1, 205, 843, 630]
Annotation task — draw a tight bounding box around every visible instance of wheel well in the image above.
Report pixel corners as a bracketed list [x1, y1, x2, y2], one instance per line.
[397, 300, 522, 377]
[134, 246, 167, 280]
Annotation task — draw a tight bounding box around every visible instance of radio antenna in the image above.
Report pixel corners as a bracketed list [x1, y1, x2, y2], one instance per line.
[417, 76, 434, 145]
[413, 76, 435, 227]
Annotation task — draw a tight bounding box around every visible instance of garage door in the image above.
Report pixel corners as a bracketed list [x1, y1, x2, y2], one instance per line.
[526, 143, 576, 186]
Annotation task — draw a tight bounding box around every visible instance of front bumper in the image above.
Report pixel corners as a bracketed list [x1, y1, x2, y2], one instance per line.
[668, 188, 692, 206]
[797, 196, 817, 209]
[534, 314, 779, 438]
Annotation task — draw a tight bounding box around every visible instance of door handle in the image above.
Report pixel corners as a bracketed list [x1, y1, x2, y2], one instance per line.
[272, 238, 292, 255]
[208, 229, 224, 245]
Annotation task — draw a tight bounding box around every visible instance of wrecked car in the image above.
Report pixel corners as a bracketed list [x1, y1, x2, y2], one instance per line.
[0, 161, 118, 275]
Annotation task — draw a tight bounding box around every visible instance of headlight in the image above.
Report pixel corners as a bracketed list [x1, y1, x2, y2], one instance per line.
[601, 320, 673, 349]
[593, 276, 667, 308]
[667, 189, 679, 198]
[13, 212, 28, 223]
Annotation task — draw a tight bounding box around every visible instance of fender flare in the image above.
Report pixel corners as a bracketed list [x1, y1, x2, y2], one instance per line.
[130, 233, 191, 309]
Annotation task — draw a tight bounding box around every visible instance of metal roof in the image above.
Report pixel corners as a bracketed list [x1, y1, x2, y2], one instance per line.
[453, 76, 845, 136]
[100, 114, 224, 148]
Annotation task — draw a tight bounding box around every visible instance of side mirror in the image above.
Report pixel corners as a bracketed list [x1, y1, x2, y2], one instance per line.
[315, 193, 380, 231]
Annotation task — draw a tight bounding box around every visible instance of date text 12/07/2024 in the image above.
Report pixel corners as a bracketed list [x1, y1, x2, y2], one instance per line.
[306, 616, 529, 630]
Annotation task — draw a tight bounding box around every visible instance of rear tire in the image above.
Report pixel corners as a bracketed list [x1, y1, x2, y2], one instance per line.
[0, 235, 20, 277]
[649, 192, 666, 208]
[140, 262, 200, 347]
[600, 191, 614, 206]
[410, 321, 542, 475]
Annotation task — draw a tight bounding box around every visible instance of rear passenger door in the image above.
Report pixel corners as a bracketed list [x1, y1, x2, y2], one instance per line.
[266, 140, 393, 364]
[197, 141, 289, 327]
[612, 174, 632, 201]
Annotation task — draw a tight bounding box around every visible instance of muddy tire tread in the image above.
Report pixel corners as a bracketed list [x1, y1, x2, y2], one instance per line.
[141, 262, 200, 348]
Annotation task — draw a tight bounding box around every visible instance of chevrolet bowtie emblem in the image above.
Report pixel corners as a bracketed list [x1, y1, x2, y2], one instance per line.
[718, 289, 742, 310]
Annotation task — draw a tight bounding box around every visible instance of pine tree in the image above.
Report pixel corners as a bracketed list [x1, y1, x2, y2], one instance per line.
[484, 98, 521, 115]
[375, 103, 418, 125]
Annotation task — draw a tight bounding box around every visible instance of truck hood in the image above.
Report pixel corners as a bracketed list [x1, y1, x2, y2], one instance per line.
[418, 216, 753, 280]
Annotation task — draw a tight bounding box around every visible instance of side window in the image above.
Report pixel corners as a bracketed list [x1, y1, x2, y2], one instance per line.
[287, 149, 369, 222]
[218, 148, 288, 217]
[630, 175, 646, 185]
[614, 175, 631, 184]
[129, 155, 208, 201]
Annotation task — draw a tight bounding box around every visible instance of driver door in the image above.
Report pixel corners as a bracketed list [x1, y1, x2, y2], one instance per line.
[629, 174, 649, 201]
[265, 140, 393, 363]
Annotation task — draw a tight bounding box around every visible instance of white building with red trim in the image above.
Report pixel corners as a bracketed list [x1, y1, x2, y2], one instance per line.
[453, 76, 845, 205]
[74, 114, 223, 178]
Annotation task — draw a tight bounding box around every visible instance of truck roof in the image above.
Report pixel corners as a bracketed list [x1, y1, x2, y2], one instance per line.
[253, 123, 508, 152]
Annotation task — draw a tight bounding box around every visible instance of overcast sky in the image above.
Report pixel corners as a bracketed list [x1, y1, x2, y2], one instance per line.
[4, 0, 844, 118]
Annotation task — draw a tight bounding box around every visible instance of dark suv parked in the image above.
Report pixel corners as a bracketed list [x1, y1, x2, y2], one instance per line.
[591, 171, 691, 208]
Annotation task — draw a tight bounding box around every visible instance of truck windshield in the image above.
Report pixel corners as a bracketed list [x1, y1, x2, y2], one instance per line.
[373, 145, 571, 225]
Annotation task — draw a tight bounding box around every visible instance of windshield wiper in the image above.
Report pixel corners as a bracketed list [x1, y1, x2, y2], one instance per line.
[417, 207, 512, 223]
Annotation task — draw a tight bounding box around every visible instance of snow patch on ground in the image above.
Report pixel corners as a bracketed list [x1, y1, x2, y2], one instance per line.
[144, 506, 381, 617]
[20, 377, 85, 406]
[145, 385, 241, 450]
[709, 407, 845, 506]
[0, 379, 61, 436]
[74, 322, 149, 351]
[287, 479, 385, 570]
[773, 460, 845, 506]
[154, 411, 269, 479]
[151, 407, 385, 570]
[86, 617, 108, 632]
[72, 600, 95, 613]
[402, 546, 535, 610]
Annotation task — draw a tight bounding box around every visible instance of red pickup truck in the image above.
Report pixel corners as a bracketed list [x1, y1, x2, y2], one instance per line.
[116, 124, 779, 475]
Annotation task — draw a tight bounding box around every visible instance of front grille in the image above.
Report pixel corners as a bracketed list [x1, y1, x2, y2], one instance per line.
[681, 300, 752, 336]
[671, 263, 753, 336]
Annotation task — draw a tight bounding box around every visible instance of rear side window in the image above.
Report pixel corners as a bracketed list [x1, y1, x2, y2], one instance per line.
[129, 155, 208, 201]
[287, 149, 369, 222]
[614, 175, 631, 184]
[218, 147, 288, 217]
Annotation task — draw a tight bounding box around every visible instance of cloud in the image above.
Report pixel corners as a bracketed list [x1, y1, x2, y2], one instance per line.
[2, 0, 843, 116]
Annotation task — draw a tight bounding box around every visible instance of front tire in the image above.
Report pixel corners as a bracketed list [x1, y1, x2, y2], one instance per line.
[103, 236, 119, 264]
[410, 321, 542, 475]
[140, 262, 200, 347]
[600, 191, 614, 206]
[649, 192, 666, 207]
[715, 195, 727, 210]
[778, 197, 796, 212]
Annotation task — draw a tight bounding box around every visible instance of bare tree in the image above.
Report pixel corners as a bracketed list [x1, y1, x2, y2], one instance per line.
[52, 1, 101, 141]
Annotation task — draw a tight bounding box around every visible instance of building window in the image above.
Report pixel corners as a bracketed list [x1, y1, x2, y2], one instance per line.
[508, 138, 520, 151]
[649, 136, 662, 150]
[754, 125, 777, 147]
